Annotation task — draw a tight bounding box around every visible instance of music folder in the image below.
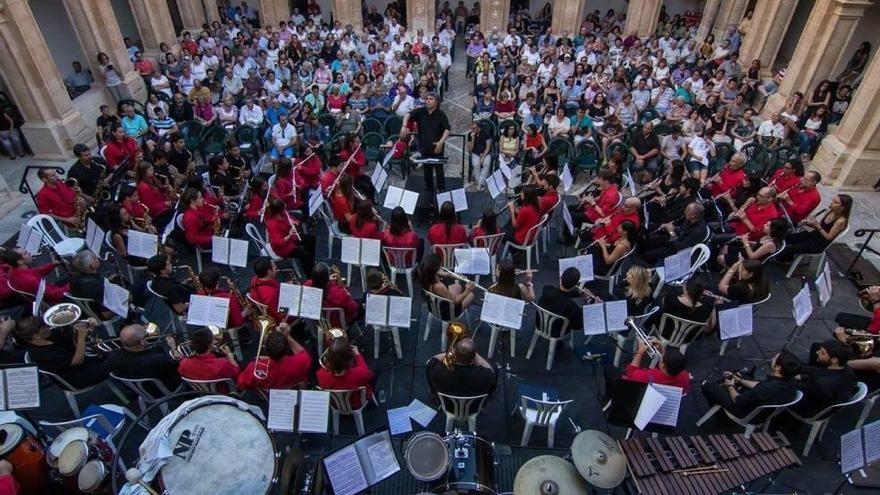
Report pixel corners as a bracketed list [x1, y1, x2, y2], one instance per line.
[340, 237, 381, 267]
[382, 186, 419, 214]
[0, 364, 41, 411]
[606, 380, 682, 433]
[436, 188, 468, 212]
[211, 236, 249, 268]
[323, 429, 400, 495]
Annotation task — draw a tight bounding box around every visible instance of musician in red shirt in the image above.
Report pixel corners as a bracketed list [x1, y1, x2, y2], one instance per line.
[271, 158, 303, 212]
[316, 337, 376, 408]
[178, 327, 241, 384]
[3, 249, 68, 304]
[135, 161, 175, 231]
[382, 207, 423, 265]
[319, 156, 343, 197]
[238, 325, 312, 390]
[767, 159, 804, 194]
[348, 199, 383, 239]
[428, 201, 468, 248]
[330, 174, 356, 233]
[181, 188, 218, 249]
[265, 199, 315, 274]
[707, 152, 746, 197]
[589, 197, 642, 242]
[34, 169, 78, 228]
[304, 263, 363, 328]
[507, 186, 542, 245]
[605, 341, 690, 399]
[249, 257, 286, 323]
[778, 170, 821, 225]
[103, 124, 140, 171]
[539, 175, 561, 215]
[730, 187, 780, 241]
[338, 134, 376, 199]
[244, 176, 269, 222]
[197, 267, 248, 328]
[581, 169, 620, 222]
[294, 146, 322, 189]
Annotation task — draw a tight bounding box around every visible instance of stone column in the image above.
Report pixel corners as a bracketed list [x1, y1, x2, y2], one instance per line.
[406, 0, 434, 33]
[763, 0, 872, 117]
[812, 52, 880, 188]
[62, 0, 147, 102]
[738, 0, 797, 77]
[128, 0, 180, 57]
[551, 0, 585, 36]
[177, 0, 207, 32]
[697, 0, 722, 39]
[202, 0, 220, 25]
[258, 0, 286, 28]
[712, 0, 748, 39]
[624, 0, 662, 38]
[480, 0, 510, 33]
[0, 0, 92, 159]
[331, 0, 362, 31]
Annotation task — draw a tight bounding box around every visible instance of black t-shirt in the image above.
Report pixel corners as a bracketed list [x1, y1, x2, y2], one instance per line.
[426, 357, 496, 398]
[470, 128, 490, 155]
[70, 273, 104, 315]
[169, 101, 194, 123]
[211, 171, 239, 197]
[794, 365, 857, 416]
[107, 347, 181, 391]
[168, 147, 192, 174]
[24, 333, 75, 373]
[151, 276, 193, 307]
[409, 107, 451, 157]
[630, 132, 660, 156]
[67, 159, 106, 197]
[537, 286, 583, 333]
[96, 114, 119, 132]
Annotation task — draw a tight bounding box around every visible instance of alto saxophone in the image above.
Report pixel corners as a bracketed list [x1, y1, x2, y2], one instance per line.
[136, 201, 157, 234]
[176, 265, 203, 292]
[92, 163, 111, 201]
[222, 275, 255, 314]
[69, 178, 90, 231]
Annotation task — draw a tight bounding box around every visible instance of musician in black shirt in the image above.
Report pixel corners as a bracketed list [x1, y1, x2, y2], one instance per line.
[168, 134, 194, 175]
[69, 144, 109, 199]
[146, 255, 193, 315]
[537, 267, 585, 334]
[401, 93, 451, 191]
[15, 316, 110, 388]
[69, 251, 112, 320]
[107, 323, 182, 392]
[639, 202, 707, 265]
[426, 337, 496, 402]
[792, 339, 857, 417]
[701, 351, 801, 419]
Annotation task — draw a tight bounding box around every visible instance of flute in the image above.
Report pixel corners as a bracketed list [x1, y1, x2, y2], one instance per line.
[325, 142, 363, 196]
[703, 289, 731, 303]
[284, 209, 302, 242]
[439, 268, 488, 292]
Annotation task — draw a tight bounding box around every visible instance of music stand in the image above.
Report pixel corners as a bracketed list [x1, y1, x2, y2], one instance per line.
[606, 380, 678, 436]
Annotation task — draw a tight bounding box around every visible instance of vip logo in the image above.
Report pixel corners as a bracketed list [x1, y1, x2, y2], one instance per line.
[172, 425, 205, 462]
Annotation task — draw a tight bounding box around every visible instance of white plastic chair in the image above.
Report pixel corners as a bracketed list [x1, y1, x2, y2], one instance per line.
[182, 377, 238, 394]
[487, 322, 518, 359]
[788, 382, 867, 456]
[318, 204, 346, 258]
[613, 306, 660, 366]
[38, 404, 139, 471]
[423, 289, 465, 352]
[175, 214, 210, 273]
[325, 387, 368, 435]
[526, 302, 572, 370]
[27, 214, 85, 259]
[696, 390, 803, 438]
[104, 231, 147, 285]
[672, 243, 711, 285]
[650, 313, 709, 355]
[471, 232, 505, 285]
[383, 247, 418, 296]
[517, 396, 572, 448]
[24, 353, 128, 417]
[64, 293, 120, 338]
[109, 373, 184, 423]
[500, 214, 548, 271]
[785, 224, 850, 278]
[145, 280, 187, 336]
[719, 293, 771, 356]
[594, 245, 636, 294]
[762, 240, 787, 265]
[245, 223, 305, 280]
[438, 392, 489, 432]
[432, 243, 468, 271]
[856, 387, 880, 429]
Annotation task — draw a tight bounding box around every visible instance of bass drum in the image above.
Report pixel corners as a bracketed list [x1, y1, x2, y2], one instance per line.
[432, 433, 496, 494]
[158, 402, 278, 494]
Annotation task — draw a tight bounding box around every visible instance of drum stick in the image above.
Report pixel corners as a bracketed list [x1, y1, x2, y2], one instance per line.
[126, 468, 160, 495]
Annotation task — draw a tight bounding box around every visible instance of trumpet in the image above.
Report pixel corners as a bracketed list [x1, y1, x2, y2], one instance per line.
[329, 265, 347, 287]
[439, 267, 488, 291]
[252, 315, 278, 379]
[625, 317, 662, 360]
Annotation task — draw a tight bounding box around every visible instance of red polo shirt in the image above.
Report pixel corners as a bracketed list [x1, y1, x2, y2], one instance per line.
[709, 165, 745, 197]
[137, 181, 169, 218]
[769, 169, 801, 193]
[237, 350, 313, 390]
[35, 183, 77, 218]
[428, 223, 468, 246]
[382, 229, 420, 265]
[178, 353, 240, 382]
[197, 287, 246, 328]
[868, 307, 880, 334]
[245, 193, 264, 221]
[319, 169, 338, 196]
[9, 264, 68, 303]
[540, 189, 560, 216]
[303, 279, 361, 327]
[348, 218, 382, 240]
[249, 276, 285, 323]
[296, 154, 322, 188]
[733, 202, 780, 240]
[585, 185, 620, 222]
[182, 208, 214, 248]
[316, 354, 375, 407]
[104, 138, 139, 170]
[330, 193, 353, 224]
[339, 147, 367, 178]
[514, 204, 541, 245]
[784, 185, 821, 225]
[623, 365, 691, 394]
[267, 214, 300, 257]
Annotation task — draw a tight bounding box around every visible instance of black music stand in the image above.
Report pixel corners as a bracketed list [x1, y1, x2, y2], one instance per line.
[606, 380, 677, 436]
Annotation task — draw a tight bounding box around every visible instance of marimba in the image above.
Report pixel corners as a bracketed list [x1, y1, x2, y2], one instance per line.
[620, 432, 801, 495]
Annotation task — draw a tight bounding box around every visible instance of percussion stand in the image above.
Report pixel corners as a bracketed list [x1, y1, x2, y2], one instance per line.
[782, 322, 808, 352]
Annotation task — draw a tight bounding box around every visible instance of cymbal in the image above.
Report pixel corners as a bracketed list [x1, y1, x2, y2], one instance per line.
[571, 430, 627, 489]
[513, 455, 587, 495]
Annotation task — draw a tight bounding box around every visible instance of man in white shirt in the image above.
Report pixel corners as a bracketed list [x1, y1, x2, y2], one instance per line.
[271, 114, 297, 160]
[239, 97, 265, 127]
[178, 67, 195, 96]
[503, 27, 521, 49]
[290, 9, 305, 26]
[631, 80, 652, 112]
[756, 113, 785, 149]
[232, 57, 250, 81]
[392, 85, 415, 117]
[437, 46, 453, 73]
[222, 67, 243, 99]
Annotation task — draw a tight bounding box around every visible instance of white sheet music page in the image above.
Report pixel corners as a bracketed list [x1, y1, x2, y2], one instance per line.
[34, 279, 46, 315]
[186, 295, 230, 328]
[103, 279, 130, 319]
[719, 304, 753, 340]
[864, 420, 880, 465]
[559, 255, 593, 282]
[407, 399, 438, 427]
[298, 287, 323, 320]
[383, 185, 404, 210]
[278, 283, 303, 315]
[324, 446, 368, 495]
[228, 239, 249, 268]
[365, 294, 389, 326]
[499, 160, 512, 179]
[603, 300, 629, 332]
[4, 367, 40, 410]
[366, 437, 399, 482]
[267, 389, 298, 432]
[86, 219, 104, 256]
[298, 390, 330, 433]
[436, 191, 452, 209]
[455, 248, 490, 275]
[340, 236, 362, 265]
[792, 284, 813, 327]
[15, 223, 29, 250]
[649, 384, 683, 427]
[400, 190, 419, 214]
[582, 302, 607, 335]
[561, 164, 573, 193]
[387, 406, 412, 435]
[127, 230, 158, 259]
[360, 239, 382, 267]
[634, 385, 667, 431]
[663, 249, 691, 282]
[487, 170, 504, 199]
[308, 187, 324, 216]
[481, 293, 525, 329]
[840, 428, 865, 473]
[0, 371, 6, 410]
[509, 166, 523, 189]
[815, 270, 831, 307]
[211, 236, 230, 265]
[388, 296, 412, 328]
[562, 203, 575, 234]
[451, 188, 468, 212]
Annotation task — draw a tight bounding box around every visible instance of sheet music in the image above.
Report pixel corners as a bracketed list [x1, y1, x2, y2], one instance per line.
[719, 304, 754, 340]
[34, 279, 46, 315]
[815, 270, 831, 307]
[278, 283, 302, 315]
[841, 428, 865, 473]
[634, 384, 667, 430]
[4, 367, 40, 410]
[480, 293, 525, 329]
[499, 160, 512, 179]
[341, 236, 362, 265]
[509, 166, 522, 189]
[366, 438, 399, 481]
[487, 170, 505, 199]
[649, 384, 683, 427]
[267, 389, 297, 432]
[559, 255, 594, 282]
[212, 236, 229, 265]
[663, 249, 691, 282]
[387, 406, 412, 435]
[604, 299, 629, 332]
[383, 186, 404, 210]
[186, 295, 230, 328]
[308, 187, 324, 216]
[228, 239, 249, 268]
[436, 191, 452, 210]
[454, 248, 491, 275]
[371, 165, 388, 191]
[103, 279, 130, 319]
[15, 223, 29, 249]
[561, 164, 573, 193]
[381, 147, 394, 169]
[864, 420, 880, 465]
[0, 372, 5, 410]
[127, 230, 158, 259]
[407, 399, 437, 427]
[324, 446, 368, 495]
[451, 188, 468, 212]
[582, 302, 607, 335]
[86, 219, 104, 256]
[298, 390, 330, 433]
[388, 296, 412, 327]
[792, 284, 813, 327]
[298, 287, 323, 320]
[400, 190, 419, 214]
[365, 294, 389, 326]
[562, 203, 574, 234]
[360, 239, 382, 267]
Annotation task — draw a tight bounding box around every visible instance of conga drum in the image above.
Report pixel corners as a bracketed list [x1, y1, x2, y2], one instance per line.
[0, 423, 49, 493]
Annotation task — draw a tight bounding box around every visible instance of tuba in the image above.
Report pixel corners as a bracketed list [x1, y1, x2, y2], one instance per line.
[252, 315, 278, 379]
[442, 321, 470, 370]
[319, 328, 348, 370]
[844, 328, 878, 358]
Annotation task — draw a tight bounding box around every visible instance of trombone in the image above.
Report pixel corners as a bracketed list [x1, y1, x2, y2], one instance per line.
[625, 317, 662, 360]
[252, 315, 278, 379]
[176, 325, 227, 357]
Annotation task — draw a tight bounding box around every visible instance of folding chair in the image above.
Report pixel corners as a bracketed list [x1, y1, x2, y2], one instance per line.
[788, 382, 867, 456]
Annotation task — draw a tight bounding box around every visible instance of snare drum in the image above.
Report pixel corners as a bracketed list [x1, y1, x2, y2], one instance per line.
[57, 436, 114, 491]
[0, 423, 49, 494]
[405, 432, 449, 482]
[158, 402, 278, 494]
[434, 432, 496, 495]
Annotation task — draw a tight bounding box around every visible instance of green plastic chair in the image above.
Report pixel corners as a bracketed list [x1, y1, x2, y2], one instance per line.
[740, 142, 767, 175]
[383, 115, 403, 137]
[639, 108, 659, 125]
[548, 137, 573, 164]
[767, 146, 797, 178]
[117, 98, 146, 116]
[200, 125, 229, 159]
[361, 117, 384, 137]
[181, 120, 206, 154]
[361, 132, 384, 163]
[233, 124, 260, 160]
[710, 142, 735, 174]
[573, 139, 601, 175]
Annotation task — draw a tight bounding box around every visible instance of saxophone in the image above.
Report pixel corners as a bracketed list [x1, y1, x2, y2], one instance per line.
[176, 265, 203, 292]
[222, 275, 255, 314]
[135, 202, 157, 234]
[68, 178, 90, 231]
[92, 163, 111, 201]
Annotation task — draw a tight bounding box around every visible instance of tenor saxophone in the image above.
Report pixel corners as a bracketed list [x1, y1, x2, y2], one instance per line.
[222, 275, 255, 314]
[175, 265, 203, 292]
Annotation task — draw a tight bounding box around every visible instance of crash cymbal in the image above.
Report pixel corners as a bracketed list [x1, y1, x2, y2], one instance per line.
[571, 430, 627, 489]
[513, 455, 587, 495]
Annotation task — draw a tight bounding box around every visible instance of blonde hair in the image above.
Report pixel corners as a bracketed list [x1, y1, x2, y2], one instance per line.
[625, 265, 652, 302]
